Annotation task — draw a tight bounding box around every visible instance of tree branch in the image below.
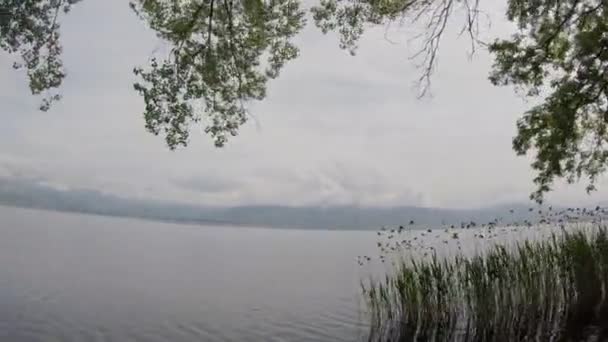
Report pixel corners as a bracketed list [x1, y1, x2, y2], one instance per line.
[222, 0, 244, 98]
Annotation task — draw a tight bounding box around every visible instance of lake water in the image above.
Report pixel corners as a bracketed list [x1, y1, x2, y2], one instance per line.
[1, 205, 585, 341]
[0, 206, 382, 341]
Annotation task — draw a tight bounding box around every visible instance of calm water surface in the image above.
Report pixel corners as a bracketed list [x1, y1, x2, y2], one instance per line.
[0, 206, 380, 341]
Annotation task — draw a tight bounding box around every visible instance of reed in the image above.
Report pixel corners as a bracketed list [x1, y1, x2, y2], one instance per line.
[363, 225, 608, 341]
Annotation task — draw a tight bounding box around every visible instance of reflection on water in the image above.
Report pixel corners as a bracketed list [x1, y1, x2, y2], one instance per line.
[0, 206, 379, 341]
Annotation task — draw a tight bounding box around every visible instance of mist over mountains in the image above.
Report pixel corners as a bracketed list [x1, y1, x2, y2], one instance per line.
[0, 177, 545, 230]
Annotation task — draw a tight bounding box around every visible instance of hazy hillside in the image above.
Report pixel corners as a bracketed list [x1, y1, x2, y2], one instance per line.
[0, 177, 542, 230]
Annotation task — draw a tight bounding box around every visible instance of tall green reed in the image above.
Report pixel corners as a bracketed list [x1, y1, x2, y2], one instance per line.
[363, 225, 608, 342]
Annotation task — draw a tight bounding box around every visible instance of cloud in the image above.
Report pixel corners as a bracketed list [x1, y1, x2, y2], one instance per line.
[173, 176, 241, 194]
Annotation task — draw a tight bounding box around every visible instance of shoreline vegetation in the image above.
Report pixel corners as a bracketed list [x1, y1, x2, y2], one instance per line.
[363, 224, 608, 342]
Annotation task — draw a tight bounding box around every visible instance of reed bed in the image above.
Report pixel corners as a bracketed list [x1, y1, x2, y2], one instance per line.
[363, 225, 608, 341]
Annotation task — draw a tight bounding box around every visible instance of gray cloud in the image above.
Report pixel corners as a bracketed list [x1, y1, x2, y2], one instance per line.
[173, 177, 241, 194]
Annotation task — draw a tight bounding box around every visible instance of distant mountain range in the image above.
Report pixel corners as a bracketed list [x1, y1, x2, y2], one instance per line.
[0, 177, 548, 230]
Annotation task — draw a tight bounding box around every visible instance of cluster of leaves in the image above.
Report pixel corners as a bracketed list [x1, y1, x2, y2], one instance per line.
[0, 0, 82, 110]
[130, 0, 305, 148]
[489, 0, 608, 202]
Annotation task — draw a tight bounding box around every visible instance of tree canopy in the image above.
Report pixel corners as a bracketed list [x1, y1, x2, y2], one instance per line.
[1, 0, 608, 201]
[0, 0, 82, 110]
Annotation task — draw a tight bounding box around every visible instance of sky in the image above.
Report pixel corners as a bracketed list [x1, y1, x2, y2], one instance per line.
[1, 0, 606, 209]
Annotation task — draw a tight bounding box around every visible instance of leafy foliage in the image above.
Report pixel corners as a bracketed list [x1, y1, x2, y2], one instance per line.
[488, 1, 608, 202]
[0, 0, 82, 111]
[130, 0, 305, 148]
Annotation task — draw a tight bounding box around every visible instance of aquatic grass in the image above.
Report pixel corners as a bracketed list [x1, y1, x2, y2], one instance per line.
[363, 225, 608, 341]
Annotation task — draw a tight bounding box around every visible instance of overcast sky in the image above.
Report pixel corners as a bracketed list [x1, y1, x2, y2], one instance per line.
[1, 0, 606, 209]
